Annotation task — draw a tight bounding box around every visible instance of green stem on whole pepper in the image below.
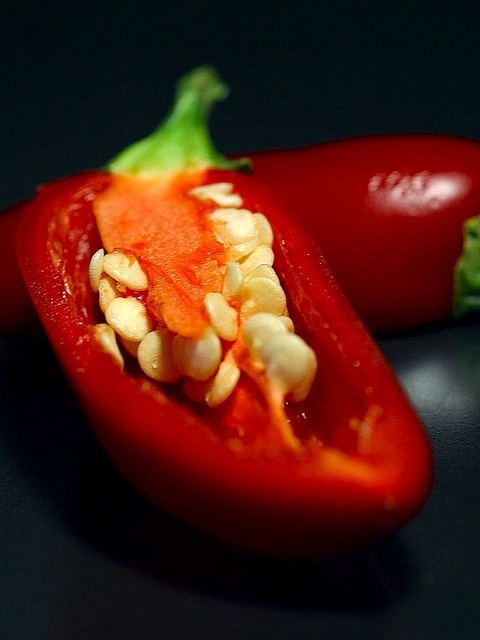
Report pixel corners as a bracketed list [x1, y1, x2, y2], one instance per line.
[453, 216, 480, 318]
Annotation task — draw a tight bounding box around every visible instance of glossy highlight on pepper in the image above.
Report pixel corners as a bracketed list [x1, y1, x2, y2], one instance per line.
[17, 67, 433, 555]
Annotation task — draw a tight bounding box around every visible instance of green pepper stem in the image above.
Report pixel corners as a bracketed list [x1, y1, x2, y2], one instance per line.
[453, 216, 480, 318]
[107, 66, 251, 177]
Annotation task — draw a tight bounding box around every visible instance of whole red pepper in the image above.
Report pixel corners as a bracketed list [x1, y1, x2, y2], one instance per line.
[247, 135, 480, 333]
[4, 132, 480, 335]
[16, 67, 432, 556]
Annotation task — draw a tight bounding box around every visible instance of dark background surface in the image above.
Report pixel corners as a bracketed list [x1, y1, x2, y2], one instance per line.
[2, 2, 480, 638]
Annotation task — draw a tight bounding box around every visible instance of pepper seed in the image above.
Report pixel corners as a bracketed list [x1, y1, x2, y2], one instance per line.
[104, 296, 153, 342]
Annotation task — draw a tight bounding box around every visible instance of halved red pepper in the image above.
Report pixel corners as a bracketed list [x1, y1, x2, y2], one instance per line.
[17, 67, 433, 556]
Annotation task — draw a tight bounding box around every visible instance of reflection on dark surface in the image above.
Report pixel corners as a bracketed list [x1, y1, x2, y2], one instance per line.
[0, 332, 412, 613]
[379, 319, 480, 447]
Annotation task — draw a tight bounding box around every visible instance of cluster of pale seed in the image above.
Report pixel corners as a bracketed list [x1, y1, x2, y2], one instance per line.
[89, 182, 317, 407]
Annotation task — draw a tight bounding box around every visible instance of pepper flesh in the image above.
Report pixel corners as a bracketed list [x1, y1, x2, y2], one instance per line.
[16, 68, 433, 555]
[94, 172, 226, 338]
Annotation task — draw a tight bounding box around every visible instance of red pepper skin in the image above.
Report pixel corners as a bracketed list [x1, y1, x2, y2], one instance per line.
[17, 169, 433, 557]
[247, 133, 480, 333]
[0, 201, 38, 333]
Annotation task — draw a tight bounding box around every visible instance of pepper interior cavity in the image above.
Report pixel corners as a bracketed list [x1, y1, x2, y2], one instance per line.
[89, 181, 317, 430]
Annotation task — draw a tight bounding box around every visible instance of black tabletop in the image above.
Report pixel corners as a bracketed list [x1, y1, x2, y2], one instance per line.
[2, 3, 480, 639]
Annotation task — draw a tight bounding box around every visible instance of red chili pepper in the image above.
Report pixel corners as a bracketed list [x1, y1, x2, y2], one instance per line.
[246, 136, 480, 333]
[17, 67, 433, 555]
[5, 131, 480, 335]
